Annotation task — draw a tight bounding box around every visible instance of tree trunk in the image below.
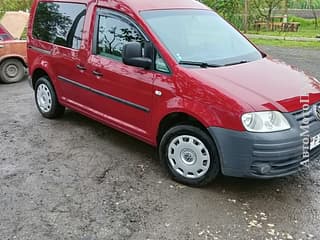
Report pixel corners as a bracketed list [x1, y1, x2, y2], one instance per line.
[267, 8, 272, 30]
[311, 5, 318, 29]
[244, 0, 249, 33]
[284, 0, 288, 15]
[313, 9, 318, 29]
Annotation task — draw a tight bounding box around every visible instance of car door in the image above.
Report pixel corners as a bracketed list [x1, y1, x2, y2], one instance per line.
[30, 1, 89, 108]
[84, 10, 157, 139]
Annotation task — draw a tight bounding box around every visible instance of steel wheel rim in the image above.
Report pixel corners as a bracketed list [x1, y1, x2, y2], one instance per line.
[168, 135, 211, 179]
[36, 84, 52, 113]
[6, 64, 18, 78]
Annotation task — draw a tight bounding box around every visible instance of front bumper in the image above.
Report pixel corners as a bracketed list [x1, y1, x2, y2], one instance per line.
[208, 111, 320, 179]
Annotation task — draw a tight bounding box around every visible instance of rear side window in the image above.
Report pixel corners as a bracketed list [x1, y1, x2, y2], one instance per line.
[32, 2, 86, 49]
[0, 34, 11, 41]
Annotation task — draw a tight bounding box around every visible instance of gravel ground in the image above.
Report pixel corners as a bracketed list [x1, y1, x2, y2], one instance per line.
[0, 46, 320, 240]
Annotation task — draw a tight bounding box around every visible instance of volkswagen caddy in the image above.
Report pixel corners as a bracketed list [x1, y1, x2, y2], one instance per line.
[27, 0, 320, 186]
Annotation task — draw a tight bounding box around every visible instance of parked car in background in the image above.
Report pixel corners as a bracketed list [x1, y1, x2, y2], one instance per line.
[0, 40, 27, 83]
[0, 24, 14, 41]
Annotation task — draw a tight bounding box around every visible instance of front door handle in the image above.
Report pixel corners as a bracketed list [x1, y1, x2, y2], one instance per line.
[92, 70, 103, 77]
[76, 64, 86, 71]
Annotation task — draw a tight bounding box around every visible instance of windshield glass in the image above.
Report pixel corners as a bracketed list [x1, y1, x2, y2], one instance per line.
[140, 10, 262, 66]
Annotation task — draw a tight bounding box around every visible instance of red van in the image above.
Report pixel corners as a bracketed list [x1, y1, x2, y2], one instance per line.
[27, 0, 320, 186]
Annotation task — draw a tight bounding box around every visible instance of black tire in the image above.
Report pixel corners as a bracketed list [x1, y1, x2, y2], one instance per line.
[0, 59, 25, 84]
[35, 77, 65, 119]
[159, 125, 220, 187]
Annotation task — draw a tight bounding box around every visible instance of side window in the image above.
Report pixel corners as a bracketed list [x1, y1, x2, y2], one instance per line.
[0, 34, 11, 41]
[155, 53, 170, 73]
[32, 2, 86, 49]
[97, 15, 143, 60]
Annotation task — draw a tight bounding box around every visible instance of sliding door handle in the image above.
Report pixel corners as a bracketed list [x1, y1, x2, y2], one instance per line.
[92, 70, 103, 77]
[76, 64, 86, 71]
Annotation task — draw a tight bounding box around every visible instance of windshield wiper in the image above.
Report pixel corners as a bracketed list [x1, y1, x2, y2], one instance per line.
[179, 61, 222, 68]
[224, 60, 248, 66]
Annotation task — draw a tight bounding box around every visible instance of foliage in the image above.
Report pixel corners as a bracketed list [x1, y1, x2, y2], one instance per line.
[202, 0, 245, 28]
[202, 0, 320, 31]
[288, 0, 320, 9]
[0, 0, 32, 11]
[202, 0, 240, 19]
[289, 16, 318, 27]
[252, 0, 284, 22]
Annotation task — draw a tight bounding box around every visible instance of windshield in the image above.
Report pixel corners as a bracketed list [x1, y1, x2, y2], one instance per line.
[140, 10, 262, 66]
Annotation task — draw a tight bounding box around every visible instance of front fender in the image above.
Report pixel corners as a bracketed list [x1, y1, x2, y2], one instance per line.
[0, 54, 27, 67]
[150, 96, 223, 144]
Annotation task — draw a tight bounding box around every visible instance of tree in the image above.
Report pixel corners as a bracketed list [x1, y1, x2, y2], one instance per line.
[202, 0, 241, 20]
[252, 0, 284, 23]
[202, 0, 243, 28]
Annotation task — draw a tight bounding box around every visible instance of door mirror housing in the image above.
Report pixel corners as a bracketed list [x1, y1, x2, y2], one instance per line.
[123, 42, 152, 69]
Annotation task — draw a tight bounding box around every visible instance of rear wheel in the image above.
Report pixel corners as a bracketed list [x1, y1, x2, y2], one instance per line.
[159, 125, 220, 187]
[35, 77, 65, 118]
[0, 59, 25, 83]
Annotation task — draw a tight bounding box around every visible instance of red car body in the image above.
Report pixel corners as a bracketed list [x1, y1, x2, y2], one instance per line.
[0, 24, 14, 41]
[27, 0, 320, 185]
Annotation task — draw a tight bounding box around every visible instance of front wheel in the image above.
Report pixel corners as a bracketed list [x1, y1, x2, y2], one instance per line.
[35, 77, 65, 119]
[159, 125, 220, 187]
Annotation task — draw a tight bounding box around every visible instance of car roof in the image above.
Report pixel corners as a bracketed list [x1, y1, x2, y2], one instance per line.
[99, 0, 209, 12]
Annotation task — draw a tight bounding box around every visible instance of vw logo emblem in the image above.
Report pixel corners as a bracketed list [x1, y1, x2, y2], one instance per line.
[313, 104, 320, 121]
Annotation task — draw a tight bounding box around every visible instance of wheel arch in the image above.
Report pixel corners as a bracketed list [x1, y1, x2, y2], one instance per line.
[0, 55, 27, 68]
[31, 68, 50, 89]
[156, 111, 212, 146]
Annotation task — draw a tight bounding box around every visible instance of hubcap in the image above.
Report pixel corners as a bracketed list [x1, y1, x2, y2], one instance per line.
[36, 84, 52, 113]
[168, 135, 211, 179]
[6, 64, 18, 78]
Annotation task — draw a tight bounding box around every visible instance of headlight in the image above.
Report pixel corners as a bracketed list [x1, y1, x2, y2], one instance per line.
[241, 111, 290, 132]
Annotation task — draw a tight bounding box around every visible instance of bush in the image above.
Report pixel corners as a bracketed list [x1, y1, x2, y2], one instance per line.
[289, 16, 317, 27]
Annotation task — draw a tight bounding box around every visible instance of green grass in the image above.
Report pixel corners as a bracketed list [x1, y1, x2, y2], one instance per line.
[251, 38, 320, 49]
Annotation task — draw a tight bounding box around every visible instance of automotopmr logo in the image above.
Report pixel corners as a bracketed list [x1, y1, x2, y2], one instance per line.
[300, 94, 311, 163]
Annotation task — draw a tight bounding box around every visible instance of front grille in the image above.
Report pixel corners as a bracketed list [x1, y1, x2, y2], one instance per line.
[291, 102, 320, 126]
[292, 106, 316, 126]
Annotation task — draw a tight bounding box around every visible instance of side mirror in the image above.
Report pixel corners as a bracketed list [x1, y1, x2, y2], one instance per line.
[122, 42, 152, 69]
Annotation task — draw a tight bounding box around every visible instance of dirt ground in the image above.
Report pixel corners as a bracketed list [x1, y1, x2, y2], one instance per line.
[0, 46, 320, 240]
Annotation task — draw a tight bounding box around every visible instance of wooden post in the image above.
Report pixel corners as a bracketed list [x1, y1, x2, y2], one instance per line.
[284, 0, 288, 15]
[244, 0, 249, 33]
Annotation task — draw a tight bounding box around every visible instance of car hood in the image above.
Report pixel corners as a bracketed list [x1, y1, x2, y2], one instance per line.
[185, 57, 320, 112]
